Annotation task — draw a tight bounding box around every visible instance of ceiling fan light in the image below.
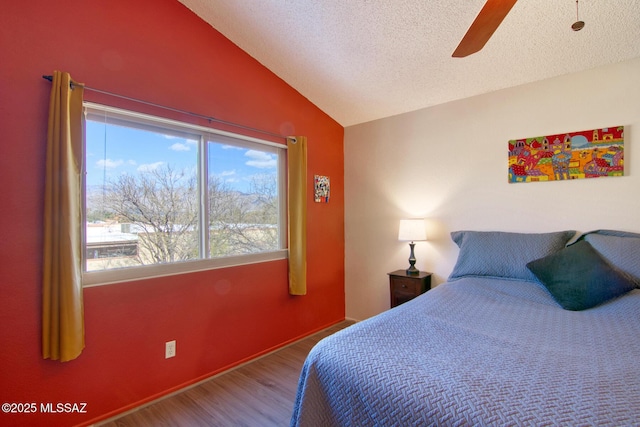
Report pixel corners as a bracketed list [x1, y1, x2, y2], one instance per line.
[571, 0, 585, 31]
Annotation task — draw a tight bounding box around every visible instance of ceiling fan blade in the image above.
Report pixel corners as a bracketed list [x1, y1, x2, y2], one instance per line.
[452, 0, 518, 58]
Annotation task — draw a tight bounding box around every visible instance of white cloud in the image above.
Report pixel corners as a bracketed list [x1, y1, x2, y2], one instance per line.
[165, 134, 197, 143]
[96, 158, 124, 169]
[245, 150, 276, 169]
[170, 142, 191, 152]
[137, 161, 164, 172]
[214, 170, 238, 183]
[221, 144, 243, 150]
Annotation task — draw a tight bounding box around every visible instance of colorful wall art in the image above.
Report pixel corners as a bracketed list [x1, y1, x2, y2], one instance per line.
[314, 175, 330, 202]
[508, 126, 624, 183]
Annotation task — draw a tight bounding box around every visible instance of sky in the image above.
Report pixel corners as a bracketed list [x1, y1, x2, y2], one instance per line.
[85, 120, 279, 193]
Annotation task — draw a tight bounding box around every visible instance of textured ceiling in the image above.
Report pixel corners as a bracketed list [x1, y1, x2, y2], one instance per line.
[178, 0, 640, 127]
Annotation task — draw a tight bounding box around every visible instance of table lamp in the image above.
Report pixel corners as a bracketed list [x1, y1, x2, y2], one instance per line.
[398, 219, 427, 275]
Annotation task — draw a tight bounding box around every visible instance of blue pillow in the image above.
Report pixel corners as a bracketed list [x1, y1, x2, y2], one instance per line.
[526, 240, 636, 311]
[449, 230, 575, 281]
[584, 233, 640, 287]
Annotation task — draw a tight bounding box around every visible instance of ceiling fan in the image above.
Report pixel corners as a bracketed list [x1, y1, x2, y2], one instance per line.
[453, 0, 585, 58]
[452, 0, 517, 58]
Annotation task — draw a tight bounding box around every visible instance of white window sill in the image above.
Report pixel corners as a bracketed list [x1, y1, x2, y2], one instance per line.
[82, 249, 288, 287]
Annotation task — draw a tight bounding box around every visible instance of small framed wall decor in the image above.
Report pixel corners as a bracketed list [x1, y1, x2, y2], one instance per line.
[508, 126, 624, 183]
[314, 175, 330, 203]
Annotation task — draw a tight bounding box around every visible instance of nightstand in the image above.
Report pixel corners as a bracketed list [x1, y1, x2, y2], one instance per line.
[388, 270, 432, 308]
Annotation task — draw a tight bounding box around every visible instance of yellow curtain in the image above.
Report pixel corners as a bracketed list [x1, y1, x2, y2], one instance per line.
[42, 71, 85, 361]
[287, 136, 307, 295]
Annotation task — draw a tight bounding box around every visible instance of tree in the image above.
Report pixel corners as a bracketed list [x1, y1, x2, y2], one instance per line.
[101, 164, 199, 265]
[87, 166, 280, 268]
[208, 173, 279, 256]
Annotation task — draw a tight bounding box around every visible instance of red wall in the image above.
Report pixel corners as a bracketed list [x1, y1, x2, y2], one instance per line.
[0, 1, 344, 426]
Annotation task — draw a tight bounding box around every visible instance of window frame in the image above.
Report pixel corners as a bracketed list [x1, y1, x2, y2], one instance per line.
[82, 102, 288, 287]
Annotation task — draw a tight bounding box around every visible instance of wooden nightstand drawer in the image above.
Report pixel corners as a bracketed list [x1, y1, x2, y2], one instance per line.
[388, 270, 432, 308]
[391, 277, 420, 294]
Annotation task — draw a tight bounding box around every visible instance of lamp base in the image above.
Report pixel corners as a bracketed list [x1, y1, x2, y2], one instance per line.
[406, 242, 419, 275]
[406, 265, 420, 275]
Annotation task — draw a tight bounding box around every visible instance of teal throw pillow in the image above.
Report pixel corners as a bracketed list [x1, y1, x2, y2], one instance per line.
[526, 240, 636, 311]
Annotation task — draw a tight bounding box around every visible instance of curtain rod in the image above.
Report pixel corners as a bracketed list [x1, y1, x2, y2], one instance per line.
[41, 75, 291, 142]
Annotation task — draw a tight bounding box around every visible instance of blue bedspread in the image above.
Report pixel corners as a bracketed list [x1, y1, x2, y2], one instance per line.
[291, 277, 640, 426]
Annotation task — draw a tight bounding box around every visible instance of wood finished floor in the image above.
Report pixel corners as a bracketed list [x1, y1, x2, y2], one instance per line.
[98, 320, 354, 427]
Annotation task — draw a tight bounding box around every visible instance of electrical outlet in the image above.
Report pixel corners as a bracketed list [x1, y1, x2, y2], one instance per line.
[165, 340, 176, 359]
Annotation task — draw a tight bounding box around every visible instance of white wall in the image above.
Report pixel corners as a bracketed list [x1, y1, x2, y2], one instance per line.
[344, 57, 640, 321]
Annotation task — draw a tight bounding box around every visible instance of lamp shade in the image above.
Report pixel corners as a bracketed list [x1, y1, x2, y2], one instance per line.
[398, 219, 427, 242]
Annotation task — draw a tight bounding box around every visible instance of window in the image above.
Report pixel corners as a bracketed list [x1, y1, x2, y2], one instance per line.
[83, 103, 287, 285]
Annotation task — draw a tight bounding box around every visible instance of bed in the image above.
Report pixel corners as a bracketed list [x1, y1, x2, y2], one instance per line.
[291, 230, 640, 426]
